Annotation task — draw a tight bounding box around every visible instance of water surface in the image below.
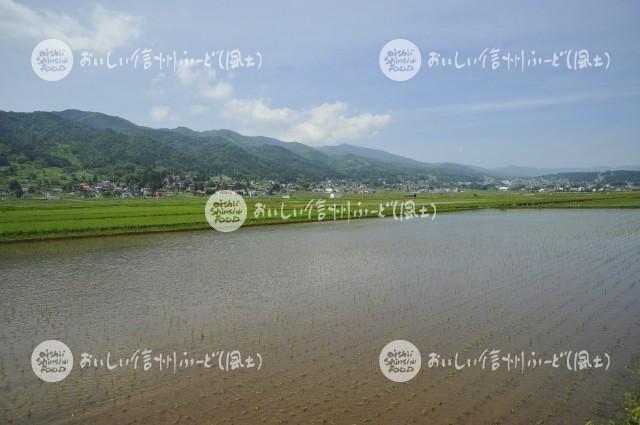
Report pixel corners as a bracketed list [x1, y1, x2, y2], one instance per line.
[1, 209, 639, 424]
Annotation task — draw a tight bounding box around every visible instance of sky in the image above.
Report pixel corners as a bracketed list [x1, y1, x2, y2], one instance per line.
[0, 0, 638, 168]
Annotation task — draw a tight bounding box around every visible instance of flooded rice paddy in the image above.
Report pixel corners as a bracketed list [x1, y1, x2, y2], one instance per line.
[1, 209, 639, 425]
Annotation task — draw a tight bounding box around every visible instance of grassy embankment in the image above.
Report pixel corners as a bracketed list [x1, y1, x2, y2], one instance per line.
[0, 191, 639, 242]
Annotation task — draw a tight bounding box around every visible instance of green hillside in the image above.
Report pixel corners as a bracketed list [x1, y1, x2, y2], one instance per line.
[0, 109, 495, 188]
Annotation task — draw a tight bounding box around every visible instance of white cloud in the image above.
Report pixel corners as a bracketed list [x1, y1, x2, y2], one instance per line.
[0, 0, 143, 51]
[150, 105, 179, 123]
[202, 81, 234, 100]
[175, 62, 201, 86]
[286, 102, 391, 144]
[223, 98, 297, 126]
[173, 63, 391, 145]
[176, 62, 233, 100]
[221, 99, 391, 145]
[222, 99, 391, 145]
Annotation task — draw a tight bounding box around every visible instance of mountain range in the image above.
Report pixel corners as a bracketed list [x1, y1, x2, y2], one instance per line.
[0, 109, 637, 187]
[0, 110, 491, 185]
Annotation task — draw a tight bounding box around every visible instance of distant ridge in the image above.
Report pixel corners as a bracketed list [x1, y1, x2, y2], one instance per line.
[0, 109, 491, 183]
[0, 109, 635, 185]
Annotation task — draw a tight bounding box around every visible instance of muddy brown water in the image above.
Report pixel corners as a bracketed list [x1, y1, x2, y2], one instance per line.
[1, 209, 639, 425]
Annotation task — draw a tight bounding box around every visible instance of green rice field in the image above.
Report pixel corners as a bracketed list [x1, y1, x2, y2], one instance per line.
[0, 191, 639, 242]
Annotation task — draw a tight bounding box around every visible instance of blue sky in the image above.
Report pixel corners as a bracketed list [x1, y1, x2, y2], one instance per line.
[0, 0, 638, 168]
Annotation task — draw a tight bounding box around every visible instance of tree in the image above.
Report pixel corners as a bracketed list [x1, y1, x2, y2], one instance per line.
[9, 180, 23, 198]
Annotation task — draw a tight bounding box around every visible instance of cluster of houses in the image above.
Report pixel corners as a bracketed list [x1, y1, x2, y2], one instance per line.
[69, 182, 164, 198]
[305, 179, 478, 195]
[2, 174, 639, 200]
[0, 181, 169, 199]
[494, 179, 640, 193]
